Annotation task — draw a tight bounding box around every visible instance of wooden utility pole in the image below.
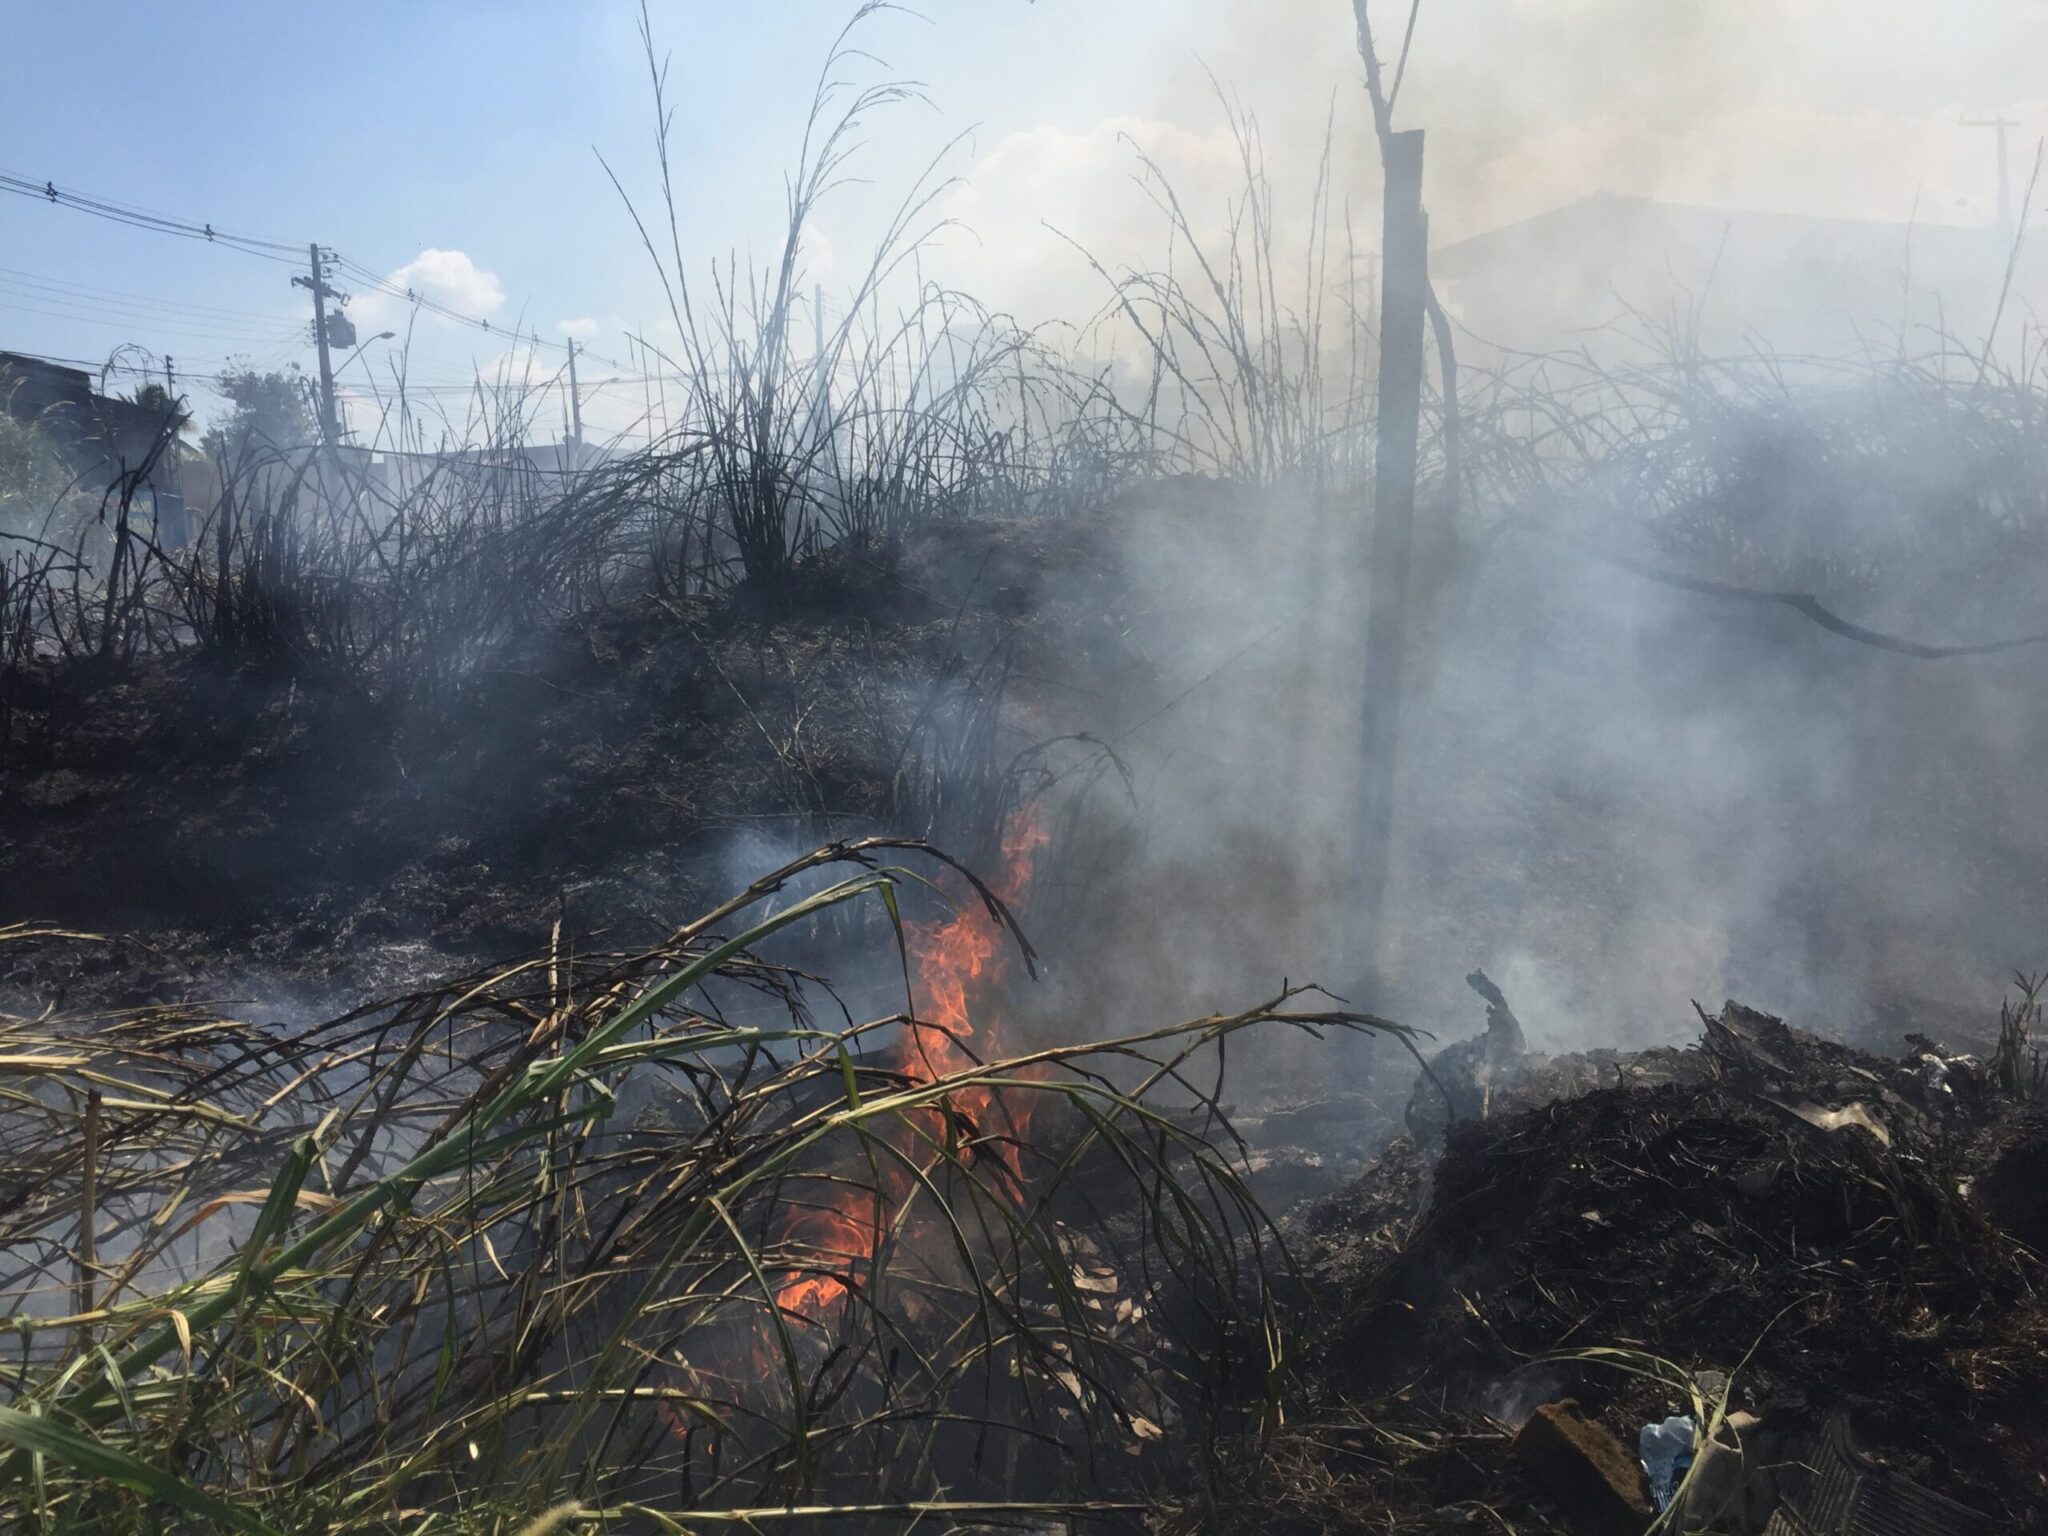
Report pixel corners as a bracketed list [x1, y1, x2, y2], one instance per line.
[1963, 113, 2020, 234]
[294, 243, 341, 444]
[1355, 128, 1430, 955]
[565, 336, 583, 465]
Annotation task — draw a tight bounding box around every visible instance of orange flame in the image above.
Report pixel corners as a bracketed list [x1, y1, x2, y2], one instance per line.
[901, 807, 1050, 1177]
[771, 1199, 878, 1316]
[767, 805, 1049, 1325]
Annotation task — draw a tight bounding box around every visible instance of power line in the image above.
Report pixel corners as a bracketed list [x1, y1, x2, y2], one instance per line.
[0, 284, 309, 342]
[0, 265, 306, 326]
[335, 254, 632, 369]
[0, 168, 304, 248]
[0, 298, 304, 348]
[0, 347, 251, 380]
[2, 170, 935, 405]
[3, 165, 632, 369]
[0, 169, 305, 264]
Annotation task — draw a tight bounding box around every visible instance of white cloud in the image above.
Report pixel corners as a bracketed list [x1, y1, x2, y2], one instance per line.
[797, 229, 837, 286]
[556, 317, 599, 339]
[352, 249, 506, 332]
[394, 249, 505, 314]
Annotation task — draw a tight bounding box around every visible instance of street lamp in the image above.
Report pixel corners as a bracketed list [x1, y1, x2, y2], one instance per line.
[336, 331, 398, 378]
[329, 331, 397, 446]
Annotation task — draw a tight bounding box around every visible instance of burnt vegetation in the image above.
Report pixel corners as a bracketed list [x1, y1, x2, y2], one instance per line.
[6, 4, 2048, 1535]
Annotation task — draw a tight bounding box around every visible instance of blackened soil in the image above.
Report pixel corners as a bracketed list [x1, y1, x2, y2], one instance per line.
[1234, 1012, 2048, 1533]
[0, 516, 1127, 1005]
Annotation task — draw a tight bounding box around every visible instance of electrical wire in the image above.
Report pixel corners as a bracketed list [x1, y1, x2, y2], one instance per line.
[2, 169, 920, 405]
[0, 170, 305, 265]
[1, 347, 251, 381]
[0, 289, 309, 344]
[2, 166, 631, 367]
[328, 254, 631, 366]
[0, 299, 305, 349]
[0, 265, 305, 326]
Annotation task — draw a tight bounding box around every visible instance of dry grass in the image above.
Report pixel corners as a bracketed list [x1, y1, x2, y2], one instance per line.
[0, 843, 1409, 1533]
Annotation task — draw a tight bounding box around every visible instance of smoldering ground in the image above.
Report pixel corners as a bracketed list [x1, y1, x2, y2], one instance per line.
[8, 4, 2048, 1529]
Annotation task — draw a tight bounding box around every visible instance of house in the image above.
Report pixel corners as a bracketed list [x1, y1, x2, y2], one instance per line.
[0, 351, 192, 542]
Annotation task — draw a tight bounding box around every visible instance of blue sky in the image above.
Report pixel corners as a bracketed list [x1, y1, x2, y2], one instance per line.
[5, 1, 2042, 437]
[1, 2, 1191, 432]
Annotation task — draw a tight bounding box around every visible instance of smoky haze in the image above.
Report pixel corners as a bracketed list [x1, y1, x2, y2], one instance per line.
[922, 0, 2048, 327]
[914, 0, 2048, 1078]
[1028, 379, 2048, 1086]
[12, 0, 2048, 1073]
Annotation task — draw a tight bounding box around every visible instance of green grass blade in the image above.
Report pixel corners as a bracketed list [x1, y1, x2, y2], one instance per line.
[0, 1406, 280, 1536]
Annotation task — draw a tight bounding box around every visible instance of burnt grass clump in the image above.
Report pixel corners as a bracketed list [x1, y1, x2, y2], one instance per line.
[0, 515, 1118, 997]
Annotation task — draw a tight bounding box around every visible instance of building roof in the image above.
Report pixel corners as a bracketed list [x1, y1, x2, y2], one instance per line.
[1, 351, 182, 484]
[1429, 193, 2038, 355]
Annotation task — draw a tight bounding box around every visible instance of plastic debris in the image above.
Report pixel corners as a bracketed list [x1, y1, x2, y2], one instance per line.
[1639, 1414, 1696, 1510]
[1783, 1099, 1892, 1146]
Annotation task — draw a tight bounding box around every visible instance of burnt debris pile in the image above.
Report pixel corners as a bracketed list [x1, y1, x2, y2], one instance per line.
[1207, 1000, 2048, 1533]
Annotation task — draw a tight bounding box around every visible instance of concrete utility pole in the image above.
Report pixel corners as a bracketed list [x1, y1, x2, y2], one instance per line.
[637, 329, 655, 446]
[565, 336, 583, 464]
[159, 353, 190, 548]
[1962, 113, 2020, 234]
[293, 243, 341, 444]
[807, 283, 841, 500]
[1355, 128, 1430, 959]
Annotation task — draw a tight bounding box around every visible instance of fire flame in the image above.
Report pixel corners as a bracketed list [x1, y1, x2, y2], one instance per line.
[770, 1200, 880, 1319]
[768, 805, 1049, 1323]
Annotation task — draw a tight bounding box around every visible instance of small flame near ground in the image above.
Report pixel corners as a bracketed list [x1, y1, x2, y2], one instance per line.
[770, 804, 1051, 1323]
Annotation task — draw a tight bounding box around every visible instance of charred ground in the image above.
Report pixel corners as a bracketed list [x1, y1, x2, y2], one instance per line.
[1, 513, 1124, 1000]
[8, 482, 2048, 1531]
[1183, 1005, 2048, 1533]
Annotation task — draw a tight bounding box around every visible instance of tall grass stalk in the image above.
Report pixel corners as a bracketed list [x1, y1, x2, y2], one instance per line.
[0, 842, 1406, 1532]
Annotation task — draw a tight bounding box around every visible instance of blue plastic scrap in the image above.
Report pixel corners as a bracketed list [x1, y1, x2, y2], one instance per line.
[1639, 1415, 1696, 1510]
